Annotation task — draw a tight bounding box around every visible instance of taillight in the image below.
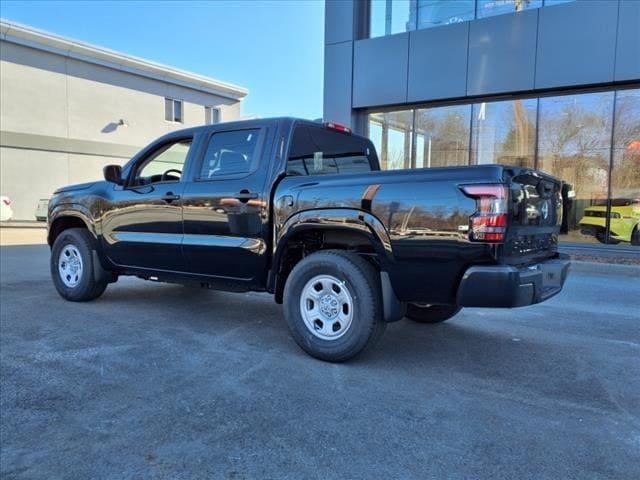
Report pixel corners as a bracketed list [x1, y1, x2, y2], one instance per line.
[461, 185, 508, 242]
[323, 121, 352, 134]
[2, 198, 11, 206]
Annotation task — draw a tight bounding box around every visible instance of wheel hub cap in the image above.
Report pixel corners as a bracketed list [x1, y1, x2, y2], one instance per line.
[299, 274, 354, 341]
[58, 244, 83, 288]
[319, 294, 340, 319]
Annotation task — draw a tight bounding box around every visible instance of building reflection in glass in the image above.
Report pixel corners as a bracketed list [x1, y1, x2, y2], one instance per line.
[368, 88, 640, 247]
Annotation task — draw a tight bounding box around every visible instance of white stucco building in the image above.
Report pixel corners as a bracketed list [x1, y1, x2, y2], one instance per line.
[0, 20, 248, 220]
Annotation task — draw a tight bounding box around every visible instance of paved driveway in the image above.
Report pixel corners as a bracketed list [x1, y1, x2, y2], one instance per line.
[1, 245, 639, 479]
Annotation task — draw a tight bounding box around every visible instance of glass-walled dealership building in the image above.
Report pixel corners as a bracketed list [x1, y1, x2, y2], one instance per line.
[323, 0, 640, 247]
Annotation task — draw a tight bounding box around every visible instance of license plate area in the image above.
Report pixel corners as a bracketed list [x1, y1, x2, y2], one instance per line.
[537, 260, 568, 289]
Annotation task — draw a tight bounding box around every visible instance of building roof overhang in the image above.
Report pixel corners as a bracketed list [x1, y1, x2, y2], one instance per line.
[0, 19, 248, 101]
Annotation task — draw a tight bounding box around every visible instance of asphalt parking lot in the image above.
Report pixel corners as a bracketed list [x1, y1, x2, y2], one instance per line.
[1, 244, 639, 479]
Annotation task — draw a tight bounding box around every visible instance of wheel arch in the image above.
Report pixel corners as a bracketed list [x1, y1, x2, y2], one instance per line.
[269, 208, 394, 304]
[48, 207, 95, 247]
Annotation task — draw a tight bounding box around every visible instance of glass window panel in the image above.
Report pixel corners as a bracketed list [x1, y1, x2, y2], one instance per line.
[369, 121, 383, 160]
[415, 134, 425, 168]
[544, 0, 574, 6]
[136, 140, 191, 185]
[369, 0, 387, 38]
[387, 127, 407, 169]
[414, 105, 471, 168]
[369, 111, 413, 170]
[287, 125, 375, 176]
[538, 91, 614, 244]
[173, 100, 182, 123]
[370, 0, 415, 38]
[164, 98, 173, 121]
[471, 98, 537, 168]
[417, 0, 475, 29]
[391, 0, 416, 34]
[477, 0, 542, 18]
[611, 89, 640, 246]
[199, 129, 261, 179]
[205, 107, 220, 125]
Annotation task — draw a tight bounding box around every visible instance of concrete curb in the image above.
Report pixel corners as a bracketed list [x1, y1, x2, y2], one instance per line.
[0, 222, 46, 229]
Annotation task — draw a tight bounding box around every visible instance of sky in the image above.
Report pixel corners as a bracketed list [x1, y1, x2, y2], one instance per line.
[0, 0, 325, 120]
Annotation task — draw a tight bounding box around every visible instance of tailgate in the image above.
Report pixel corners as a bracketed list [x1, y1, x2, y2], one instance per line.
[504, 169, 563, 264]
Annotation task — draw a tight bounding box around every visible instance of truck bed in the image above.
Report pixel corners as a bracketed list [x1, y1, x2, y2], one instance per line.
[274, 164, 562, 304]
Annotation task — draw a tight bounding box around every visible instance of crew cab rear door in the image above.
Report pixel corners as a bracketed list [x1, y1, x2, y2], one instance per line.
[180, 123, 274, 285]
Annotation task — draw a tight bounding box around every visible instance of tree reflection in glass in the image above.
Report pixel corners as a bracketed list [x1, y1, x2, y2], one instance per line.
[471, 99, 537, 168]
[538, 92, 614, 244]
[414, 105, 471, 168]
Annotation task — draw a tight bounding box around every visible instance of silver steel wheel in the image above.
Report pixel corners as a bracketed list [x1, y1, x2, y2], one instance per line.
[299, 274, 354, 340]
[58, 244, 83, 288]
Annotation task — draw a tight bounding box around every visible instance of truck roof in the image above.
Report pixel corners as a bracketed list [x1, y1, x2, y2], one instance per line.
[163, 117, 317, 136]
[160, 117, 365, 142]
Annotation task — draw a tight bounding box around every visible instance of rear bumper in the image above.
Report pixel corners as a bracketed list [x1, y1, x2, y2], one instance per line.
[457, 254, 570, 308]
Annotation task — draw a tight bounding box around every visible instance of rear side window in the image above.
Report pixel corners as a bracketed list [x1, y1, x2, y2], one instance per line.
[198, 129, 261, 180]
[287, 125, 375, 176]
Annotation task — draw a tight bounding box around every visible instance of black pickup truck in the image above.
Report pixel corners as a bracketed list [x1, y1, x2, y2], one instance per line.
[48, 118, 570, 361]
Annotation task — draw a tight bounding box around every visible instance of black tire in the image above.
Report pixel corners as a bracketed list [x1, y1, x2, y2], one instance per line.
[50, 228, 108, 301]
[406, 303, 461, 324]
[631, 227, 640, 246]
[595, 230, 620, 245]
[595, 230, 607, 244]
[283, 250, 386, 362]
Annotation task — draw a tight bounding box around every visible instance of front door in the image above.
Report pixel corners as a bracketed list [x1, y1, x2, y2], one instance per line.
[101, 137, 194, 272]
[181, 126, 273, 285]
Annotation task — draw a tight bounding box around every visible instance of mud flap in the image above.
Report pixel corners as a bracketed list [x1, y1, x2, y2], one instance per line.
[381, 271, 406, 322]
[92, 250, 117, 284]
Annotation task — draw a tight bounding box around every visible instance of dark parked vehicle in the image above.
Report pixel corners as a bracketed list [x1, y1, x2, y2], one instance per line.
[48, 118, 570, 361]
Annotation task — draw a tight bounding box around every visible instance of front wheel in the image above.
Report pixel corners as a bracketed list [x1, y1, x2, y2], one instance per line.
[283, 250, 385, 362]
[406, 303, 461, 324]
[51, 228, 109, 302]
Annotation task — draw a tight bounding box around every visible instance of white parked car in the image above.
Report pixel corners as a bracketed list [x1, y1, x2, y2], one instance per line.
[0, 196, 13, 222]
[35, 197, 50, 222]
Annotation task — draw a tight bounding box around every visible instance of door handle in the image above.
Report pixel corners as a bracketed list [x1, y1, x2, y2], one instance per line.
[161, 192, 181, 203]
[234, 190, 259, 203]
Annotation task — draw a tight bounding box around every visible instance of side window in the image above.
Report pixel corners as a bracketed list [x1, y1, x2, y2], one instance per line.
[132, 139, 191, 186]
[198, 129, 261, 180]
[204, 106, 220, 125]
[164, 98, 183, 123]
[287, 125, 374, 176]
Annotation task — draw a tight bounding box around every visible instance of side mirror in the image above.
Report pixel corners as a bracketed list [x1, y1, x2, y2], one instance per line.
[103, 165, 123, 185]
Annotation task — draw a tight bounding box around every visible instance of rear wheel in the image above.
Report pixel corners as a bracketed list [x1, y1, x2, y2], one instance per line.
[283, 250, 385, 362]
[51, 228, 109, 301]
[595, 229, 620, 245]
[406, 303, 461, 324]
